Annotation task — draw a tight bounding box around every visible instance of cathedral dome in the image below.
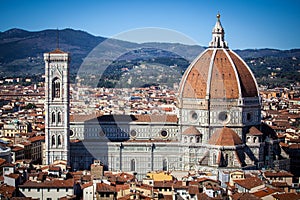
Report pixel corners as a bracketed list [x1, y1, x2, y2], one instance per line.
[178, 14, 258, 101]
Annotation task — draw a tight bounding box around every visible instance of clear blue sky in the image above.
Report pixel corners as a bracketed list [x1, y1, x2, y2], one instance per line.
[1, 0, 299, 49]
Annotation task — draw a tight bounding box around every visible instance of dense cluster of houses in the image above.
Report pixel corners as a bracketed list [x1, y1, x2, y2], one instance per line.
[0, 81, 299, 199]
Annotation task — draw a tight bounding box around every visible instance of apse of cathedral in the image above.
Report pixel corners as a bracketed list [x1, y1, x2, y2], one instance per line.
[45, 14, 289, 178]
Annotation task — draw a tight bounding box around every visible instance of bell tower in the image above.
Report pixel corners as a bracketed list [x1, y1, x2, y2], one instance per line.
[44, 49, 70, 165]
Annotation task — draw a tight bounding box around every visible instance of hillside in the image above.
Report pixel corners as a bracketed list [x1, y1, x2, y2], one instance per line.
[0, 28, 299, 88]
[0, 28, 105, 76]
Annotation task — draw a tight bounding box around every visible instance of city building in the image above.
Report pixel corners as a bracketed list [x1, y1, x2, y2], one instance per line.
[45, 14, 288, 179]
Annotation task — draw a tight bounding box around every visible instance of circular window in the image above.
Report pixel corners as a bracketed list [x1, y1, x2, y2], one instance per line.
[130, 130, 137, 137]
[160, 130, 168, 138]
[191, 112, 198, 120]
[219, 111, 229, 122]
[69, 130, 74, 137]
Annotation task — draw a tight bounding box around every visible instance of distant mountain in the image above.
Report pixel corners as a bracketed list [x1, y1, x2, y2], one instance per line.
[0, 28, 105, 75]
[0, 28, 299, 88]
[235, 48, 300, 59]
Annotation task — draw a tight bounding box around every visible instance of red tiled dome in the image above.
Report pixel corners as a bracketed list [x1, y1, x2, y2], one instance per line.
[178, 48, 258, 99]
[178, 14, 258, 101]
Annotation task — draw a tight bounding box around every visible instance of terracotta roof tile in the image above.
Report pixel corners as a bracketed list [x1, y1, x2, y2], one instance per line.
[5, 173, 20, 179]
[96, 182, 115, 193]
[271, 181, 289, 187]
[252, 186, 281, 198]
[28, 135, 45, 143]
[208, 127, 243, 146]
[81, 181, 93, 189]
[234, 177, 264, 190]
[232, 193, 260, 200]
[196, 193, 214, 200]
[248, 126, 263, 136]
[264, 171, 293, 177]
[182, 126, 202, 136]
[272, 192, 300, 200]
[0, 184, 15, 198]
[19, 179, 74, 188]
[12, 146, 24, 152]
[188, 185, 199, 194]
[49, 166, 61, 171]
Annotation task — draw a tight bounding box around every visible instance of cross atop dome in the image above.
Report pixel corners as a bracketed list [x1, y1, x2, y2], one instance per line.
[209, 13, 228, 48]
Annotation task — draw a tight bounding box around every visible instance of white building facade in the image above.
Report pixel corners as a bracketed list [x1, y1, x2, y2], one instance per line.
[44, 49, 70, 165]
[45, 15, 287, 179]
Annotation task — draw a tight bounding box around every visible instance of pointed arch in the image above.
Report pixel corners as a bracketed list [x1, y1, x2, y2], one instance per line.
[52, 77, 61, 99]
[130, 159, 136, 171]
[51, 112, 56, 124]
[225, 153, 229, 166]
[163, 159, 168, 171]
[51, 135, 56, 146]
[57, 112, 62, 124]
[57, 135, 62, 146]
[213, 153, 217, 165]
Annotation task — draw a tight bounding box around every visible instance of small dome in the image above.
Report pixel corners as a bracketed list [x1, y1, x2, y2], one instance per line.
[182, 126, 202, 136]
[208, 127, 243, 146]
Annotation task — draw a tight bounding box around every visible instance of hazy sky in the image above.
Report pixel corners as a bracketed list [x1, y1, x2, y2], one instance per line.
[1, 0, 299, 49]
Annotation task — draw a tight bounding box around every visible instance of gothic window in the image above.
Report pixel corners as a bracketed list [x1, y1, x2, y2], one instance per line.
[52, 78, 61, 99]
[57, 135, 62, 146]
[190, 137, 193, 143]
[51, 135, 55, 146]
[163, 159, 168, 171]
[51, 112, 56, 124]
[57, 112, 62, 124]
[213, 153, 217, 165]
[130, 159, 136, 171]
[225, 154, 229, 166]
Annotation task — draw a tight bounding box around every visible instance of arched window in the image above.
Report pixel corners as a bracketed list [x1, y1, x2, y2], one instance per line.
[247, 136, 251, 143]
[163, 159, 168, 171]
[57, 135, 62, 146]
[190, 137, 193, 143]
[253, 137, 257, 143]
[130, 159, 136, 171]
[51, 135, 55, 146]
[51, 112, 56, 124]
[57, 112, 61, 124]
[52, 78, 61, 99]
[225, 154, 229, 166]
[213, 153, 217, 165]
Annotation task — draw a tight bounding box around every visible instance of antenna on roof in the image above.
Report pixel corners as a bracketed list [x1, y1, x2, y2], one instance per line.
[56, 28, 59, 50]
